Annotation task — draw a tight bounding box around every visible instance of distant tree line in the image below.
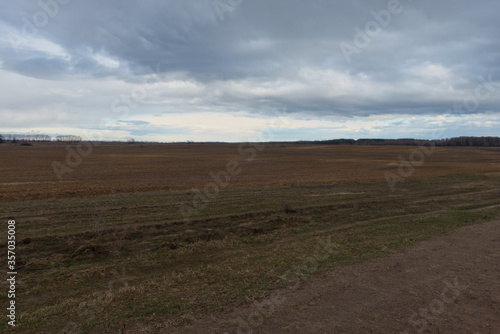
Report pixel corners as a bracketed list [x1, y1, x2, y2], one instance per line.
[0, 134, 82, 143]
[0, 134, 52, 142]
[305, 136, 500, 147]
[434, 136, 500, 147]
[55, 135, 83, 142]
[0, 134, 499, 147]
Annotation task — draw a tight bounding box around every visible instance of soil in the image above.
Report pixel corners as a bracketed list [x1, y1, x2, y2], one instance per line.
[1, 143, 500, 202]
[174, 220, 500, 334]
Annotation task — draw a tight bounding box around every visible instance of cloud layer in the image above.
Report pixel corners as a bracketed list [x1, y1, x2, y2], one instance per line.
[1, 0, 499, 141]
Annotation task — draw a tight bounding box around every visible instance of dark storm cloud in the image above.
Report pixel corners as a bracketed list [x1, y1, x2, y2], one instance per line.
[0, 0, 499, 118]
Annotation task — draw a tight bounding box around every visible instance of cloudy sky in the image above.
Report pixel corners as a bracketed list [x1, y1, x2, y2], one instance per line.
[0, 0, 499, 142]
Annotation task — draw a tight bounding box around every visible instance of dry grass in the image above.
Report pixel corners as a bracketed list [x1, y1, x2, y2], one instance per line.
[0, 174, 499, 332]
[1, 143, 500, 333]
[1, 142, 499, 202]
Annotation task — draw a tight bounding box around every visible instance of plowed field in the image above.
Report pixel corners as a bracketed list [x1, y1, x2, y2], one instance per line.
[1, 142, 499, 201]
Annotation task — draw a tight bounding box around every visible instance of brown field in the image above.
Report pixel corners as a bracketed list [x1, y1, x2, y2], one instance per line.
[1, 142, 499, 202]
[1, 142, 500, 333]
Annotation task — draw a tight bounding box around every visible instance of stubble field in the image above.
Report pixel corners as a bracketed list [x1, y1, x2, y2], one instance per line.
[1, 142, 499, 202]
[1, 142, 500, 333]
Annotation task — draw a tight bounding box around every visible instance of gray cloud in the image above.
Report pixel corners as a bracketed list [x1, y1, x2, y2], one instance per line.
[0, 0, 499, 139]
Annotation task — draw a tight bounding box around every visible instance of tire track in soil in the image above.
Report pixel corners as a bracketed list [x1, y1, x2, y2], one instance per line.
[173, 219, 500, 334]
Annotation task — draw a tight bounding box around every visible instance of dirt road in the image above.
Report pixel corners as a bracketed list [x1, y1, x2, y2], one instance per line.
[177, 220, 500, 333]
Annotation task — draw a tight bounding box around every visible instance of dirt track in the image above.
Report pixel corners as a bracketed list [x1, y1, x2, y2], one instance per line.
[178, 220, 500, 333]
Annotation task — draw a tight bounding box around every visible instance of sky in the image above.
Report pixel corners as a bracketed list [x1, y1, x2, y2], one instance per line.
[0, 0, 499, 142]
